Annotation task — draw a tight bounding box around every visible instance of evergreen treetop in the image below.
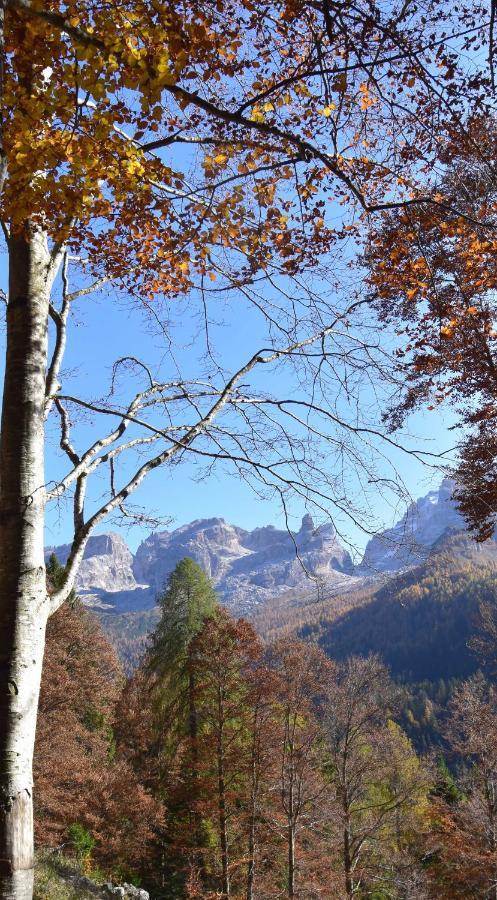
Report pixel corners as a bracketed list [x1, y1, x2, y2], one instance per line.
[149, 557, 218, 675]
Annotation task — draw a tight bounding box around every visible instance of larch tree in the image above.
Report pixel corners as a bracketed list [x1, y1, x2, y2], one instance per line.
[151, 558, 218, 670]
[0, 0, 489, 895]
[243, 660, 282, 900]
[186, 610, 263, 899]
[148, 557, 218, 758]
[145, 557, 218, 891]
[267, 638, 334, 899]
[322, 655, 403, 899]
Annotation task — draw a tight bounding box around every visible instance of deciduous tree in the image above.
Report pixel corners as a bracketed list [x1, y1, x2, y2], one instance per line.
[366, 117, 497, 540]
[426, 674, 497, 899]
[322, 656, 430, 898]
[267, 638, 334, 899]
[37, 560, 161, 882]
[0, 1, 489, 894]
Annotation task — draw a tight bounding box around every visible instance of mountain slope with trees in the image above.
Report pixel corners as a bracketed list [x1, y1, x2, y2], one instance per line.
[306, 533, 497, 682]
[35, 554, 497, 899]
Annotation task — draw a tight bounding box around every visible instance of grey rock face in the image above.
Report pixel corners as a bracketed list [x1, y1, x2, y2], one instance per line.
[45, 479, 468, 615]
[134, 514, 354, 613]
[46, 533, 137, 591]
[360, 478, 464, 574]
[47, 516, 355, 615]
[45, 533, 153, 610]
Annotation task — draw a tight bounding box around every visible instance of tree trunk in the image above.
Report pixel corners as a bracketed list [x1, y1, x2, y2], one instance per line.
[188, 670, 204, 862]
[342, 779, 354, 900]
[343, 821, 353, 900]
[287, 759, 295, 900]
[246, 809, 255, 900]
[0, 229, 51, 898]
[217, 685, 230, 898]
[246, 736, 258, 900]
[288, 818, 295, 900]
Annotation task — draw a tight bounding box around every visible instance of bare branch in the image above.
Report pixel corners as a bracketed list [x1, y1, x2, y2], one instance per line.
[67, 276, 111, 303]
[45, 253, 71, 419]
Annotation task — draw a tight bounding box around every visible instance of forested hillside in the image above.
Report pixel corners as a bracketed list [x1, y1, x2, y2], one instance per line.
[98, 530, 497, 709]
[305, 533, 497, 681]
[290, 533, 497, 750]
[35, 555, 497, 899]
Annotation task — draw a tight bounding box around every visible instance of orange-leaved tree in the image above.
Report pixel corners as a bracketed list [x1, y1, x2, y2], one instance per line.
[366, 116, 497, 540]
[0, 0, 488, 895]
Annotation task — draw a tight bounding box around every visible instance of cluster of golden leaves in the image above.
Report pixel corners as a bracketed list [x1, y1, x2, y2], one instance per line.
[5, 0, 483, 297]
[365, 116, 497, 536]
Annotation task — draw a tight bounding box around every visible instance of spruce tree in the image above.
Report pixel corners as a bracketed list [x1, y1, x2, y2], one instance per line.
[150, 557, 218, 676]
[147, 557, 218, 760]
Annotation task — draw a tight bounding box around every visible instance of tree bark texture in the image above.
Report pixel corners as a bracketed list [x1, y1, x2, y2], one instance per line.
[343, 821, 353, 900]
[288, 810, 295, 899]
[0, 229, 51, 898]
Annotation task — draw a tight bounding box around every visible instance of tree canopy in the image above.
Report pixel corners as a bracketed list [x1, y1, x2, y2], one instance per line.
[149, 556, 218, 674]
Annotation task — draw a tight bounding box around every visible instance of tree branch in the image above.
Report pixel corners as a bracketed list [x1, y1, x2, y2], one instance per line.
[45, 253, 71, 419]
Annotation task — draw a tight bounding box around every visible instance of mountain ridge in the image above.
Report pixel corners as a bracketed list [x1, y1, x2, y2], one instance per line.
[45, 478, 469, 616]
[46, 513, 358, 615]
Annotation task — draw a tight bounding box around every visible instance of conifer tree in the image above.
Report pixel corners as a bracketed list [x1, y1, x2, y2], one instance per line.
[125, 559, 219, 893]
[186, 610, 264, 899]
[149, 557, 218, 754]
[151, 558, 218, 674]
[267, 638, 334, 899]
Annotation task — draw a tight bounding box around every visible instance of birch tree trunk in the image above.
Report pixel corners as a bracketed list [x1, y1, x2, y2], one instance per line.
[0, 228, 51, 899]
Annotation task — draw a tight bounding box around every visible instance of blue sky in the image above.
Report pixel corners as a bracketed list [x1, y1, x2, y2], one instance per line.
[0, 225, 459, 562]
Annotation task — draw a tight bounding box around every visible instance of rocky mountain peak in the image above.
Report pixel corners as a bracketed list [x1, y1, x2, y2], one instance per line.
[360, 478, 465, 573]
[46, 478, 473, 616]
[45, 532, 145, 606]
[48, 514, 356, 615]
[299, 513, 315, 533]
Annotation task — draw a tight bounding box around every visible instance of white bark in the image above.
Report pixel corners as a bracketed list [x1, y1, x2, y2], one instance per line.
[0, 228, 54, 898]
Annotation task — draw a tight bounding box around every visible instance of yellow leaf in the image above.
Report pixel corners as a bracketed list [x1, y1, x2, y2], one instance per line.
[214, 154, 228, 164]
[92, 81, 106, 100]
[250, 107, 265, 123]
[321, 104, 336, 116]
